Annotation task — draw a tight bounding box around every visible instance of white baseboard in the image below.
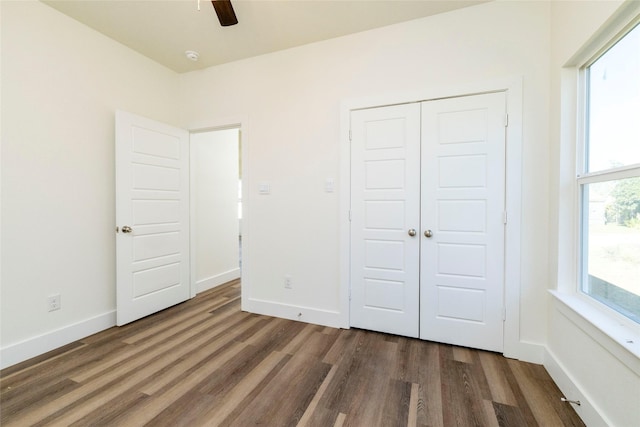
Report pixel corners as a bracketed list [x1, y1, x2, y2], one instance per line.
[544, 348, 609, 427]
[515, 340, 546, 364]
[196, 268, 241, 294]
[0, 310, 116, 370]
[243, 298, 346, 329]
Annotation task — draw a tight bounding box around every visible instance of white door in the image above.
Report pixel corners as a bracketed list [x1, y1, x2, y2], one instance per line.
[116, 111, 191, 326]
[350, 103, 421, 337]
[420, 92, 506, 352]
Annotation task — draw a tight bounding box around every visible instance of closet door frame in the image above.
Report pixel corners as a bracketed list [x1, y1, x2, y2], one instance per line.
[339, 77, 523, 360]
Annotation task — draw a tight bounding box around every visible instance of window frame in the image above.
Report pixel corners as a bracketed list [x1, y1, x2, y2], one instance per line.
[576, 17, 640, 329]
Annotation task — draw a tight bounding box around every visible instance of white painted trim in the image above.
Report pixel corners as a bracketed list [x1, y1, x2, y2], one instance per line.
[340, 76, 523, 113]
[545, 346, 610, 427]
[189, 133, 197, 299]
[196, 268, 241, 294]
[340, 76, 524, 358]
[550, 290, 640, 374]
[564, 1, 640, 68]
[338, 102, 352, 329]
[243, 298, 344, 329]
[0, 311, 116, 369]
[187, 116, 249, 307]
[554, 3, 640, 366]
[515, 341, 546, 365]
[239, 124, 250, 312]
[502, 77, 524, 360]
[556, 67, 580, 292]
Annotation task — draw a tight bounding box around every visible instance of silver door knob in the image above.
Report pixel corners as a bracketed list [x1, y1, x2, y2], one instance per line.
[408, 229, 417, 237]
[122, 225, 133, 234]
[424, 229, 433, 238]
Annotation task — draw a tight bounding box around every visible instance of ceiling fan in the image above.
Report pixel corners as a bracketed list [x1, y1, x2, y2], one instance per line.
[211, 0, 238, 26]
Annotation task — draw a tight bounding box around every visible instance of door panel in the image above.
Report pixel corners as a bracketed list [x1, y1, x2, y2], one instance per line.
[420, 92, 506, 352]
[116, 111, 190, 326]
[350, 103, 421, 338]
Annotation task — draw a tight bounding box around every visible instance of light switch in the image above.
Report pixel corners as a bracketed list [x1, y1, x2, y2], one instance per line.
[325, 179, 334, 193]
[259, 183, 270, 195]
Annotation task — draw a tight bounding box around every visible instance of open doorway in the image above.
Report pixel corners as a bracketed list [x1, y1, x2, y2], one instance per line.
[190, 127, 242, 294]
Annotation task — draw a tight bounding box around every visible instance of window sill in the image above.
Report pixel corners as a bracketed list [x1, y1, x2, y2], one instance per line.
[549, 290, 640, 376]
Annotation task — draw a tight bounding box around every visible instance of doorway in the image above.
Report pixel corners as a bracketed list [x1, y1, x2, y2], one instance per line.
[349, 92, 507, 353]
[190, 127, 242, 294]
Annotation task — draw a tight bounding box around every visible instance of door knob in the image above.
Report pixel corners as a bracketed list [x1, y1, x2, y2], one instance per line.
[122, 225, 133, 234]
[408, 229, 417, 237]
[424, 229, 433, 238]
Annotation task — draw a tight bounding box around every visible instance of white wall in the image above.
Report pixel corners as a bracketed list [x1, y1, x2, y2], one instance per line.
[192, 129, 240, 293]
[0, 1, 180, 367]
[2, 1, 638, 423]
[547, 1, 640, 426]
[179, 0, 552, 347]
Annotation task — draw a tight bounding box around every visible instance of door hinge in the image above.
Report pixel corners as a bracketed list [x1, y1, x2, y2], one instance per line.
[348, 129, 352, 141]
[503, 211, 508, 224]
[503, 307, 506, 321]
[504, 113, 509, 127]
[349, 210, 352, 221]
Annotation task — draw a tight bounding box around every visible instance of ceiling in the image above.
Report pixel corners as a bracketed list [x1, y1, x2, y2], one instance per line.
[42, 0, 488, 73]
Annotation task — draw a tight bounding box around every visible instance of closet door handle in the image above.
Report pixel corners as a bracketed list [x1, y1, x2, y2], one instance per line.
[408, 229, 417, 237]
[424, 229, 433, 238]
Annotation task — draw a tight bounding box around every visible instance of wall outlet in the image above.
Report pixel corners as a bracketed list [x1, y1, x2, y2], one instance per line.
[284, 275, 292, 289]
[48, 294, 61, 312]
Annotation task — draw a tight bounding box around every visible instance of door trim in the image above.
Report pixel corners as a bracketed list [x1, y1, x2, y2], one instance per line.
[188, 116, 249, 302]
[339, 76, 523, 359]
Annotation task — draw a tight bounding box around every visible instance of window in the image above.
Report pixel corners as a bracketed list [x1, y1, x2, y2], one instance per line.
[579, 22, 640, 323]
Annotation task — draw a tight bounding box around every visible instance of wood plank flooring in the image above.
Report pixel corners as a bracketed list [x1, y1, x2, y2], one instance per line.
[1, 280, 584, 426]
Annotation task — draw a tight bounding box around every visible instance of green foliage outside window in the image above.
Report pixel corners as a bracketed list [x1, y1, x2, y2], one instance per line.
[606, 177, 640, 228]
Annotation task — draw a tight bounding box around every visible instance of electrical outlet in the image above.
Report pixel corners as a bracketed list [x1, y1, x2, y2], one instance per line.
[284, 275, 292, 289]
[48, 294, 61, 312]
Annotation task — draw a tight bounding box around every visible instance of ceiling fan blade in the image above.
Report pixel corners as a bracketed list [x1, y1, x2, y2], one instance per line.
[211, 0, 238, 27]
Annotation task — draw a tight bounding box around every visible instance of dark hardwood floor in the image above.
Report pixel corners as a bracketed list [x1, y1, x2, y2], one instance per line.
[1, 280, 584, 426]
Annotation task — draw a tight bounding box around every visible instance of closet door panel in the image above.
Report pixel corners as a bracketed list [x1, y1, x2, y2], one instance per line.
[350, 103, 421, 338]
[420, 92, 507, 352]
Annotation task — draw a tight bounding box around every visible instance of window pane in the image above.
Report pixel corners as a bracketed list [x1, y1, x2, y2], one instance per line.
[586, 23, 640, 172]
[582, 178, 640, 322]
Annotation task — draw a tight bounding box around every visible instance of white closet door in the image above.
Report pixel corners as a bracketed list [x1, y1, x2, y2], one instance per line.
[420, 92, 506, 352]
[350, 103, 421, 337]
